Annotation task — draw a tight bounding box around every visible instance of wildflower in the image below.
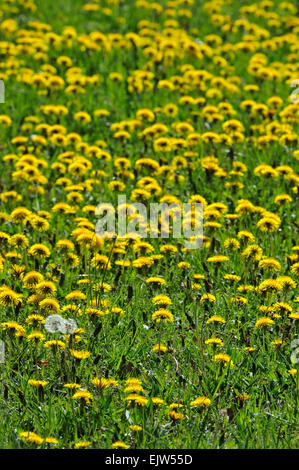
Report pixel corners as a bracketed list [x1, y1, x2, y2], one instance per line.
[272, 302, 292, 315]
[201, 294, 216, 304]
[236, 394, 250, 402]
[214, 353, 234, 367]
[146, 277, 166, 285]
[111, 441, 129, 449]
[257, 217, 280, 232]
[259, 258, 281, 271]
[152, 344, 168, 353]
[274, 194, 292, 206]
[230, 296, 248, 305]
[124, 384, 144, 394]
[74, 441, 91, 449]
[65, 290, 86, 301]
[91, 378, 118, 389]
[151, 397, 165, 406]
[23, 271, 44, 288]
[125, 394, 148, 406]
[45, 437, 58, 444]
[224, 238, 240, 251]
[28, 380, 48, 388]
[10, 207, 31, 223]
[39, 298, 60, 313]
[130, 425, 142, 432]
[9, 234, 29, 249]
[207, 315, 226, 324]
[224, 274, 241, 282]
[64, 383, 81, 389]
[109, 307, 124, 317]
[30, 217, 50, 232]
[26, 314, 45, 327]
[0, 289, 22, 307]
[74, 111, 92, 125]
[258, 279, 283, 294]
[271, 339, 284, 348]
[85, 308, 106, 318]
[1, 321, 25, 335]
[205, 338, 224, 346]
[132, 257, 154, 269]
[289, 313, 299, 320]
[27, 331, 45, 342]
[277, 277, 297, 290]
[242, 244, 263, 262]
[69, 349, 91, 360]
[291, 263, 299, 276]
[152, 309, 174, 323]
[28, 244, 51, 258]
[168, 410, 185, 420]
[19, 432, 43, 445]
[255, 317, 275, 328]
[44, 340, 66, 349]
[91, 254, 111, 270]
[35, 281, 56, 296]
[238, 230, 255, 242]
[207, 255, 229, 263]
[72, 390, 93, 404]
[190, 397, 211, 407]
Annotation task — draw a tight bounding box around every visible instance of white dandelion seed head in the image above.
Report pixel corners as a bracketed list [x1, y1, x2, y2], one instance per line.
[45, 314, 66, 333]
[61, 318, 77, 335]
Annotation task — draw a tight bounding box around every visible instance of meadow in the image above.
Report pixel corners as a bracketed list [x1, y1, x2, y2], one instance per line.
[0, 0, 298, 449]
